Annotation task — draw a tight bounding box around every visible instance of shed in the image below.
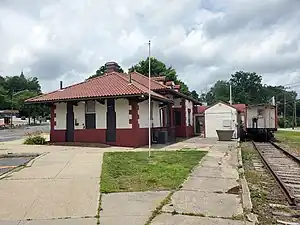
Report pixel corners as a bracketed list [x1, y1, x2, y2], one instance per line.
[204, 102, 238, 138]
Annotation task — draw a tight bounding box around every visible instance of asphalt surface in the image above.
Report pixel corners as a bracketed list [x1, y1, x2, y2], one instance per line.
[0, 155, 37, 175]
[0, 124, 50, 142]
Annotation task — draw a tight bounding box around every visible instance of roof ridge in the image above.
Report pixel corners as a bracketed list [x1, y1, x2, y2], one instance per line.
[115, 72, 153, 94]
[130, 71, 168, 89]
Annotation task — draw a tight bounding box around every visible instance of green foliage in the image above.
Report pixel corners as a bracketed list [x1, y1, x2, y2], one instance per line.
[88, 64, 124, 79]
[24, 131, 46, 145]
[0, 72, 49, 121]
[129, 57, 199, 98]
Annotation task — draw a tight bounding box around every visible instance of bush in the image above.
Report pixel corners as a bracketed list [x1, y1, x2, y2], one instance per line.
[24, 131, 46, 145]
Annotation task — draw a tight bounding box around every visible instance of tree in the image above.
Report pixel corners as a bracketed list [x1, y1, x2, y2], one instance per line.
[230, 71, 264, 104]
[0, 72, 48, 123]
[88, 64, 124, 79]
[205, 80, 230, 105]
[129, 57, 197, 97]
[190, 90, 199, 101]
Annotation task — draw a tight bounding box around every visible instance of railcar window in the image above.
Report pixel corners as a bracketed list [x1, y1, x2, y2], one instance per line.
[257, 108, 264, 116]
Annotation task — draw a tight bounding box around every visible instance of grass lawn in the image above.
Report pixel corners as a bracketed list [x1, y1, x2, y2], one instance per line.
[276, 130, 300, 142]
[100, 150, 207, 193]
[275, 130, 300, 154]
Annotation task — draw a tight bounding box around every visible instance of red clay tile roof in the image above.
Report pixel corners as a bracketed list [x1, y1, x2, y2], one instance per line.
[26, 72, 170, 103]
[196, 105, 208, 113]
[195, 103, 246, 113]
[232, 104, 246, 113]
[128, 72, 168, 90]
[151, 76, 166, 82]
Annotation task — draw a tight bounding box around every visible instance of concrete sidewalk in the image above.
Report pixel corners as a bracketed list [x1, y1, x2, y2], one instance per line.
[152, 141, 254, 225]
[0, 147, 103, 224]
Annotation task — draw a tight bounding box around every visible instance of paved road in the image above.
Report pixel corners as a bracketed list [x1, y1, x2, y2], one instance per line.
[0, 125, 50, 142]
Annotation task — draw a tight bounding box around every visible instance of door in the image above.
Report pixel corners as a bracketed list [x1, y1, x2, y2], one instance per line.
[194, 115, 202, 135]
[66, 102, 74, 142]
[106, 99, 116, 142]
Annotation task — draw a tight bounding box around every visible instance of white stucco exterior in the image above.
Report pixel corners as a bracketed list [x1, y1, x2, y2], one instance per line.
[173, 98, 181, 108]
[139, 100, 162, 128]
[54, 103, 67, 130]
[115, 99, 131, 129]
[73, 102, 85, 129]
[185, 99, 193, 126]
[204, 102, 238, 138]
[96, 101, 107, 129]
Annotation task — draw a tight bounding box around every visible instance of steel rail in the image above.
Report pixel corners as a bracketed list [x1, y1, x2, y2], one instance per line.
[252, 141, 299, 206]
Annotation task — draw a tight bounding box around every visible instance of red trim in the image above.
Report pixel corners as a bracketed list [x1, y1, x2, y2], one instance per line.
[51, 130, 65, 142]
[51, 128, 149, 147]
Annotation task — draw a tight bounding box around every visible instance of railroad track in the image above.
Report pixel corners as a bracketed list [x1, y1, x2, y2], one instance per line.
[252, 141, 300, 207]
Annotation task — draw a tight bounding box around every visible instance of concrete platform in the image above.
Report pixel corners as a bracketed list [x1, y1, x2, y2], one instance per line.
[162, 190, 243, 217]
[19, 218, 97, 225]
[0, 150, 103, 221]
[100, 191, 170, 225]
[0, 218, 97, 225]
[182, 176, 239, 192]
[191, 165, 239, 179]
[151, 213, 253, 225]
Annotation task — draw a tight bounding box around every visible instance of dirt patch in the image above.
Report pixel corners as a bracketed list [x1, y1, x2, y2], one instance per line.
[226, 185, 241, 195]
[241, 143, 300, 224]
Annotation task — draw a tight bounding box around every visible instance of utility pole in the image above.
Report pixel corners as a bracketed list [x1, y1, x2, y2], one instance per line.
[284, 92, 286, 128]
[229, 83, 232, 105]
[294, 100, 297, 128]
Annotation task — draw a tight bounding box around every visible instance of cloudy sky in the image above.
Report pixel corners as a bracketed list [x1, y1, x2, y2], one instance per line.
[1, 0, 300, 94]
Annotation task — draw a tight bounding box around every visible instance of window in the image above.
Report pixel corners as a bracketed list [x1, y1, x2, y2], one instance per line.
[86, 101, 95, 113]
[174, 111, 181, 126]
[85, 101, 96, 129]
[223, 120, 231, 128]
[257, 108, 264, 117]
[85, 114, 96, 129]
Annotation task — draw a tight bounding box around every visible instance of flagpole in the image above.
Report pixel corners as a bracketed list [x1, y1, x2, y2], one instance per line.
[148, 40, 151, 157]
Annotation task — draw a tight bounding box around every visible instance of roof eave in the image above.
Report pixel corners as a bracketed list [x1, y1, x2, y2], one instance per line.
[25, 93, 173, 104]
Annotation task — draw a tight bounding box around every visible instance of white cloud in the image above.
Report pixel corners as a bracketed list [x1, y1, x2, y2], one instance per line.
[0, 0, 300, 95]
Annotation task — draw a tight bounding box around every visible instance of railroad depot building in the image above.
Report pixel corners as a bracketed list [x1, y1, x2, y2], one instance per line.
[26, 62, 200, 147]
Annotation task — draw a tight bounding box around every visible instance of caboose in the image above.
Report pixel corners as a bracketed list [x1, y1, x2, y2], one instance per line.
[242, 104, 277, 141]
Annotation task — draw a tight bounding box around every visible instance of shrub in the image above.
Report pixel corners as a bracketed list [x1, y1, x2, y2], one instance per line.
[24, 131, 46, 145]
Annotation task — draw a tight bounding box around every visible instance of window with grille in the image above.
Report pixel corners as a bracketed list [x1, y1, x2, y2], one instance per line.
[85, 101, 96, 129]
[86, 101, 96, 113]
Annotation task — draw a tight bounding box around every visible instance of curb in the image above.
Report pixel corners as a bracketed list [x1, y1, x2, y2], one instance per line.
[237, 146, 258, 224]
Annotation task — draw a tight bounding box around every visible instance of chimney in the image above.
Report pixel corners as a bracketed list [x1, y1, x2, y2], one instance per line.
[129, 73, 132, 84]
[105, 62, 120, 73]
[60, 81, 63, 89]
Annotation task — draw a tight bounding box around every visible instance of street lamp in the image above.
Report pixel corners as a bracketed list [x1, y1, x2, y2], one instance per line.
[10, 89, 28, 128]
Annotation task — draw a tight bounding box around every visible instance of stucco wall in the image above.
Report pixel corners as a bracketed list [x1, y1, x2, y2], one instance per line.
[139, 100, 161, 128]
[185, 99, 193, 126]
[173, 98, 181, 108]
[96, 101, 107, 129]
[115, 99, 131, 128]
[73, 102, 85, 129]
[54, 103, 66, 130]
